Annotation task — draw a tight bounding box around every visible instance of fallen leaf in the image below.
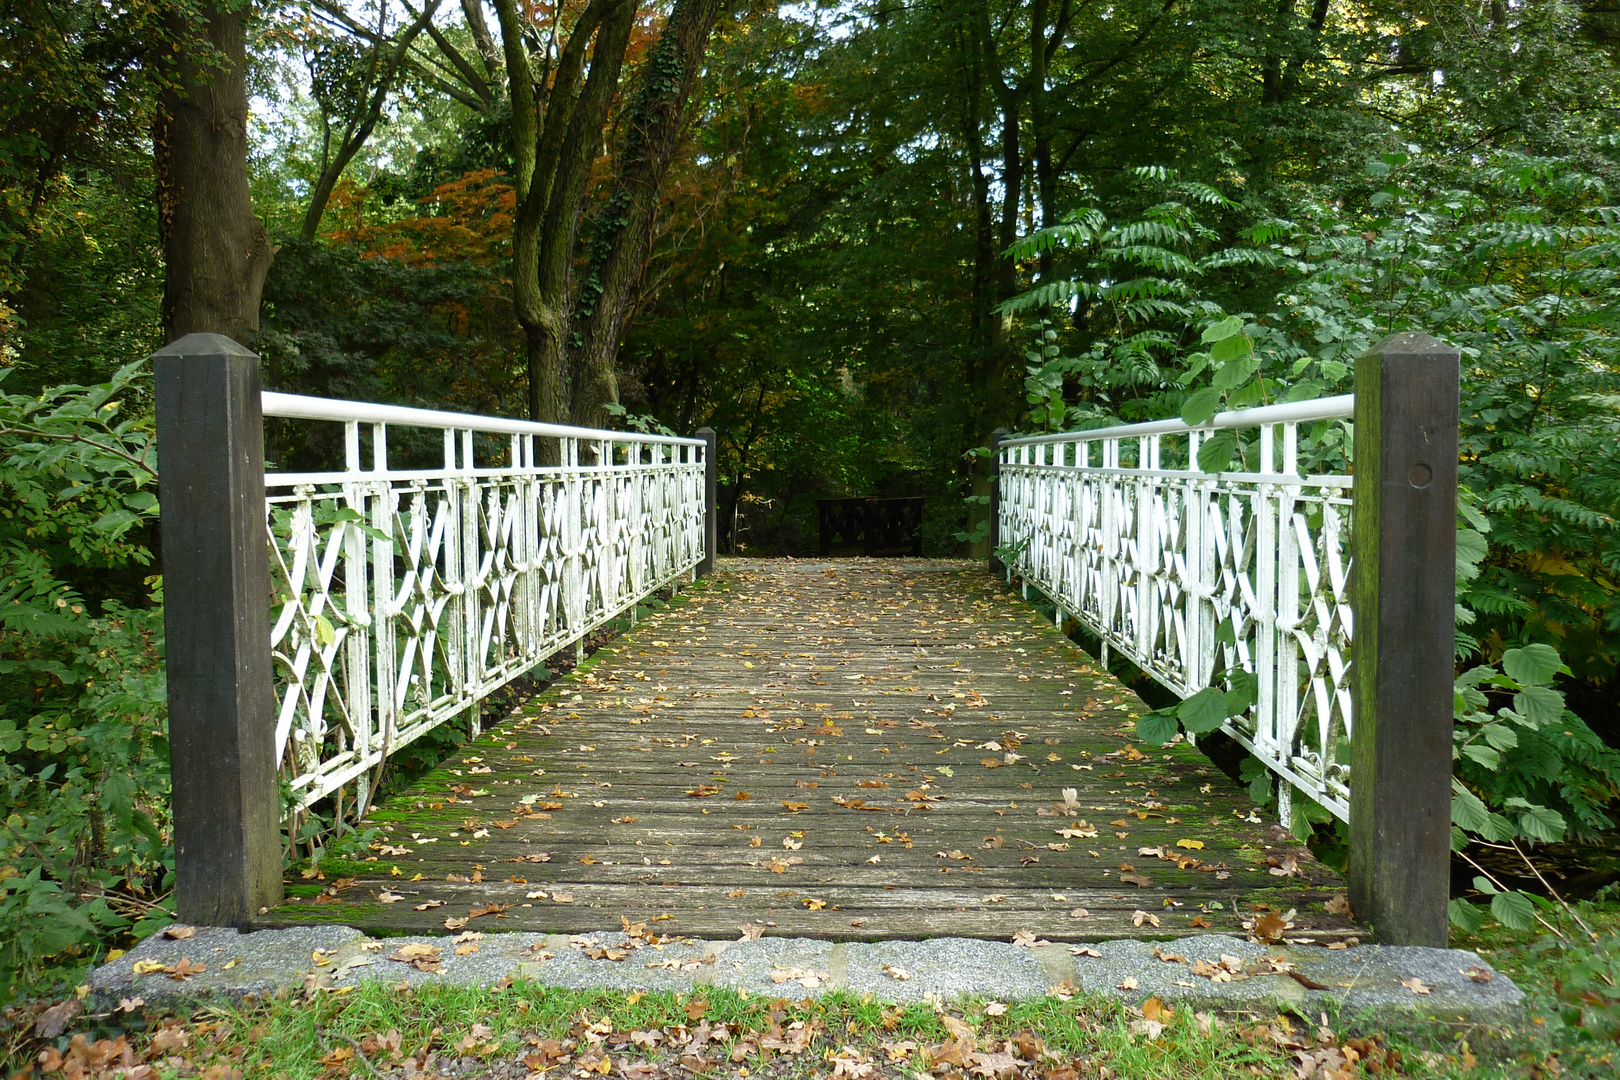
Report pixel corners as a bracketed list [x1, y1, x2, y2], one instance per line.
[168, 957, 205, 981]
[1401, 976, 1432, 995]
[162, 925, 197, 940]
[33, 1000, 83, 1039]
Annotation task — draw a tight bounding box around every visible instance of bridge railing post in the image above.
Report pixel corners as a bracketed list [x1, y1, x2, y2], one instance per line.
[154, 333, 284, 926]
[696, 427, 717, 577]
[987, 428, 1008, 576]
[1347, 332, 1459, 946]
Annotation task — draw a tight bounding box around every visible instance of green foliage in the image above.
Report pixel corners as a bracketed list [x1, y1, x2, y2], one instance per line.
[1135, 671, 1258, 745]
[0, 363, 170, 1002]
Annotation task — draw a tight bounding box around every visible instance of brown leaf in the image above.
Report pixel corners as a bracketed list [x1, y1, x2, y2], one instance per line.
[1251, 911, 1288, 944]
[162, 925, 197, 940]
[1118, 873, 1153, 888]
[33, 1000, 83, 1039]
[168, 957, 206, 981]
[1400, 976, 1432, 995]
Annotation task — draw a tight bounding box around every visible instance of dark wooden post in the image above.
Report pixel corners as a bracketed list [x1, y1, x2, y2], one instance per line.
[696, 427, 717, 577]
[987, 428, 1009, 576]
[154, 333, 283, 926]
[1347, 332, 1459, 947]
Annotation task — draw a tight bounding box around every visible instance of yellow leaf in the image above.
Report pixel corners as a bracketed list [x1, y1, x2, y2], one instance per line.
[1176, 839, 1205, 850]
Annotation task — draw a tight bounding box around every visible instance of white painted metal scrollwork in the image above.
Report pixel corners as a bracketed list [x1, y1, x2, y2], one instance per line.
[998, 397, 1355, 823]
[262, 394, 706, 811]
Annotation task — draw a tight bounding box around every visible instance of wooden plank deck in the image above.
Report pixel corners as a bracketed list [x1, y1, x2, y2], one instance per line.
[265, 559, 1355, 942]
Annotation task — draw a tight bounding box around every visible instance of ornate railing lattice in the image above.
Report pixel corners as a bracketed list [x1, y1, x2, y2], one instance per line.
[261, 394, 706, 811]
[997, 396, 1355, 823]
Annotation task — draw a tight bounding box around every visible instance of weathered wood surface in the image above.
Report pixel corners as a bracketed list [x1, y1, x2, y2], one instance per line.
[265, 560, 1353, 942]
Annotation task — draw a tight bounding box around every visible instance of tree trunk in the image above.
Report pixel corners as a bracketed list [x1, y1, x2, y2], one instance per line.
[299, 1, 441, 243]
[569, 0, 728, 428]
[495, 0, 637, 423]
[154, 7, 274, 344]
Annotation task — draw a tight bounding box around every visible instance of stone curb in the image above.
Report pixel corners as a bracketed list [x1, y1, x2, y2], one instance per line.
[90, 927, 1524, 1031]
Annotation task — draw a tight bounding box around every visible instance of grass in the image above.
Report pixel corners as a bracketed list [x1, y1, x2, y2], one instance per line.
[6, 902, 1619, 1080]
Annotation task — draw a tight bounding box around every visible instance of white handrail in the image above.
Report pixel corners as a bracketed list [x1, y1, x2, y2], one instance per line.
[997, 391, 1355, 825]
[261, 390, 707, 813]
[262, 391, 704, 447]
[999, 394, 1353, 447]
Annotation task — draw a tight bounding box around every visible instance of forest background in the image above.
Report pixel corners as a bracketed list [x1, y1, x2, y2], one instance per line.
[3, 0, 1620, 1004]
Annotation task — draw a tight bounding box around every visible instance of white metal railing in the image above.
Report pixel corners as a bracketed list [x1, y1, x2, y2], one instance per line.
[997, 396, 1355, 824]
[262, 393, 707, 811]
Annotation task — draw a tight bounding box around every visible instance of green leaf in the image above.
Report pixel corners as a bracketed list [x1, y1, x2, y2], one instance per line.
[1513, 684, 1565, 727]
[1201, 315, 1244, 343]
[1505, 798, 1566, 843]
[1471, 875, 1499, 896]
[1181, 388, 1223, 427]
[314, 614, 337, 648]
[1211, 356, 1257, 391]
[1448, 898, 1485, 932]
[1455, 529, 1487, 580]
[91, 509, 140, 532]
[1197, 431, 1239, 473]
[1223, 670, 1259, 716]
[1450, 783, 1492, 835]
[1175, 686, 1231, 734]
[1490, 890, 1535, 931]
[1461, 743, 1500, 770]
[1502, 643, 1561, 687]
[1480, 723, 1519, 751]
[1209, 333, 1251, 364]
[1136, 711, 1179, 746]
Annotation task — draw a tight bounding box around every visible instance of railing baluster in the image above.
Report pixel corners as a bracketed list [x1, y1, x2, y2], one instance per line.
[995, 341, 1457, 944]
[236, 390, 709, 852]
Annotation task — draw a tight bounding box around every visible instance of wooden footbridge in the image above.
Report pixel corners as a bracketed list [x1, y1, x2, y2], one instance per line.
[152, 332, 1458, 946]
[265, 560, 1353, 941]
